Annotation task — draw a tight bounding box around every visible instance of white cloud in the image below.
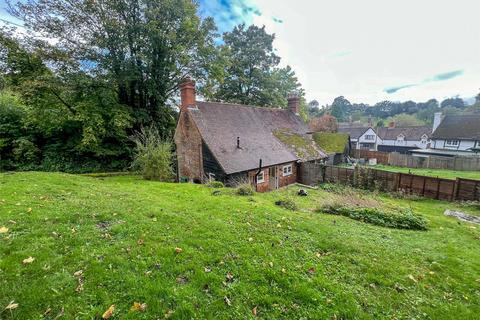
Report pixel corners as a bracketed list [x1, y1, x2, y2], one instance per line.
[248, 0, 480, 105]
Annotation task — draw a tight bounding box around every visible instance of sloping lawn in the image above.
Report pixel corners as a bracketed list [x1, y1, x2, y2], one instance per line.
[1, 172, 479, 319]
[368, 164, 480, 181]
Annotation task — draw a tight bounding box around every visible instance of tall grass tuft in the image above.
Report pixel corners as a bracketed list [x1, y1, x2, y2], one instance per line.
[131, 127, 174, 181]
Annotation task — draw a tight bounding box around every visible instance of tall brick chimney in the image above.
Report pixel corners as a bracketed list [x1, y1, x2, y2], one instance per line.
[179, 77, 196, 112]
[287, 94, 300, 115]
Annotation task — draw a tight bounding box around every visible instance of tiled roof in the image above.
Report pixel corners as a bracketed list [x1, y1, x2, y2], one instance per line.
[188, 102, 327, 174]
[377, 126, 431, 140]
[337, 126, 369, 139]
[432, 114, 480, 140]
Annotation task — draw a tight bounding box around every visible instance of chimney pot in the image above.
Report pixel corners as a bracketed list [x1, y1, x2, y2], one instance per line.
[287, 94, 300, 114]
[388, 121, 395, 128]
[179, 77, 196, 112]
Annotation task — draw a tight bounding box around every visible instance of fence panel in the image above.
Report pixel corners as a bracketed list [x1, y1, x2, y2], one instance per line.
[298, 163, 480, 202]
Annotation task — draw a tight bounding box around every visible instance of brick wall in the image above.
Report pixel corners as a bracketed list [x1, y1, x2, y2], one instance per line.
[174, 111, 203, 182]
[247, 162, 297, 192]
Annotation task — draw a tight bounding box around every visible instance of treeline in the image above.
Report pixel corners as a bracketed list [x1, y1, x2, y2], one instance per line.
[0, 1, 304, 172]
[308, 94, 480, 126]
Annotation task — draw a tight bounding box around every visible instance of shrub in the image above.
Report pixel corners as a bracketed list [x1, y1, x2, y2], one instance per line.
[236, 183, 255, 196]
[131, 127, 174, 181]
[207, 180, 224, 188]
[275, 198, 298, 211]
[319, 204, 428, 230]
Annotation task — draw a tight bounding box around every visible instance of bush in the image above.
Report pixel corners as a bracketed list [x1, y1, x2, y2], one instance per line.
[131, 127, 174, 181]
[319, 204, 428, 230]
[207, 180, 224, 188]
[236, 183, 255, 196]
[275, 198, 298, 211]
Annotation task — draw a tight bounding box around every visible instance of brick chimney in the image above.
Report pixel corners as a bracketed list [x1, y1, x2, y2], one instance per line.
[287, 94, 300, 115]
[179, 77, 196, 112]
[388, 121, 395, 128]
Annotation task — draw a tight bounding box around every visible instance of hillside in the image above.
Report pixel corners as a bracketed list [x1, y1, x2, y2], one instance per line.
[1, 173, 479, 319]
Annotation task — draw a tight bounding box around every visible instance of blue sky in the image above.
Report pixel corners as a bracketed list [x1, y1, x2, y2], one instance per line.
[2, 0, 479, 105]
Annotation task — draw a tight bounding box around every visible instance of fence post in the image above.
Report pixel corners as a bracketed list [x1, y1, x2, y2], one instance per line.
[452, 178, 459, 201]
[435, 177, 440, 200]
[422, 176, 426, 196]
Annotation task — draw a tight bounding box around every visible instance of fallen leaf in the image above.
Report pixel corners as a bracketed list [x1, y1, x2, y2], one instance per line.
[252, 306, 257, 316]
[225, 272, 234, 283]
[102, 304, 115, 319]
[224, 296, 231, 306]
[204, 267, 211, 273]
[22, 256, 35, 264]
[73, 270, 83, 277]
[27, 208, 32, 213]
[269, 262, 273, 268]
[137, 239, 144, 245]
[0, 226, 9, 233]
[307, 267, 316, 274]
[281, 268, 286, 273]
[408, 274, 417, 283]
[5, 301, 19, 310]
[175, 247, 182, 254]
[43, 307, 52, 316]
[131, 302, 147, 312]
[248, 237, 253, 242]
[164, 309, 174, 318]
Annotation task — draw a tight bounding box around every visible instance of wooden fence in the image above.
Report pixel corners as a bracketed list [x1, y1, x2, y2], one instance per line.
[354, 149, 480, 171]
[298, 163, 480, 202]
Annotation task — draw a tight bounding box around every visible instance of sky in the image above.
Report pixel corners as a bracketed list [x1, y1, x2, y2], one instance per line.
[198, 0, 480, 105]
[1, 0, 479, 105]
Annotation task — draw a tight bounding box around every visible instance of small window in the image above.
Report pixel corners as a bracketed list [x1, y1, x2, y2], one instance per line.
[397, 134, 405, 141]
[256, 171, 265, 183]
[283, 164, 293, 176]
[445, 140, 459, 146]
[421, 135, 428, 143]
[365, 134, 375, 140]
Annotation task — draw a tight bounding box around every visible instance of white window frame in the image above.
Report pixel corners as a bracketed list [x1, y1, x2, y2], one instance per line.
[397, 134, 405, 141]
[421, 134, 428, 143]
[364, 134, 375, 141]
[282, 164, 293, 176]
[256, 171, 265, 183]
[445, 140, 459, 147]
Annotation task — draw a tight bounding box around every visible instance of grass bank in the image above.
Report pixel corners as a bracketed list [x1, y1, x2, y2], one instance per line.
[1, 172, 479, 319]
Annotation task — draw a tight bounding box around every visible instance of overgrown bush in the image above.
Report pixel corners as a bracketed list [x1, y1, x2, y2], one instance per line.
[319, 204, 428, 230]
[207, 180, 224, 188]
[275, 198, 298, 211]
[236, 183, 255, 196]
[131, 127, 174, 181]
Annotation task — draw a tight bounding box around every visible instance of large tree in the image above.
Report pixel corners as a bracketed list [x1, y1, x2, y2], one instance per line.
[7, 0, 218, 131]
[205, 24, 303, 107]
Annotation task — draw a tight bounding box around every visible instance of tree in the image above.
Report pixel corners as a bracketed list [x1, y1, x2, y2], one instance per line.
[309, 114, 338, 132]
[330, 96, 351, 121]
[206, 24, 303, 107]
[440, 97, 465, 109]
[8, 0, 218, 132]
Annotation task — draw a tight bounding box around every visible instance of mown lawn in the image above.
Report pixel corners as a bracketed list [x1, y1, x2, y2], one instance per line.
[1, 172, 479, 319]
[368, 164, 480, 181]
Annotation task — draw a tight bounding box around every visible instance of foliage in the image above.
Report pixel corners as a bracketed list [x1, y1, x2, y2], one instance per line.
[204, 24, 303, 108]
[385, 113, 426, 126]
[273, 128, 320, 159]
[319, 204, 428, 230]
[131, 127, 174, 181]
[330, 96, 351, 121]
[206, 180, 225, 188]
[275, 198, 298, 211]
[313, 132, 349, 154]
[309, 114, 338, 133]
[235, 183, 255, 196]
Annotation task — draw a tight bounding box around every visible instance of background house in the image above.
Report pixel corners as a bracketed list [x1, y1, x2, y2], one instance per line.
[174, 79, 327, 191]
[412, 113, 480, 157]
[338, 126, 377, 150]
[376, 122, 431, 154]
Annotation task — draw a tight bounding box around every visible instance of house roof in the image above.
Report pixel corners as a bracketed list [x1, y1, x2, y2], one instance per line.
[377, 126, 431, 140]
[312, 132, 349, 154]
[432, 114, 480, 140]
[337, 126, 369, 139]
[187, 101, 327, 174]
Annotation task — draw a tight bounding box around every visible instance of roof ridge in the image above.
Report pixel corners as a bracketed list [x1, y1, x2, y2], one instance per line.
[198, 100, 285, 110]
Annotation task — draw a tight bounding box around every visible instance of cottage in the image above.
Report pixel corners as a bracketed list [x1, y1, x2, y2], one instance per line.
[411, 113, 480, 157]
[338, 126, 377, 150]
[174, 78, 327, 191]
[376, 122, 431, 154]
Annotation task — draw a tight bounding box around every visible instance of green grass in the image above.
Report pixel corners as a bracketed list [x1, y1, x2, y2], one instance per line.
[313, 132, 349, 154]
[1, 172, 480, 319]
[370, 164, 480, 180]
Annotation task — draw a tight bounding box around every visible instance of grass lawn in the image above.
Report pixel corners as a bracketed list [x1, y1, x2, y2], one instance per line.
[1, 172, 480, 319]
[358, 164, 480, 181]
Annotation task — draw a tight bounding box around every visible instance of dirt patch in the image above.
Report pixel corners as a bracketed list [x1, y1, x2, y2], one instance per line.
[444, 210, 480, 224]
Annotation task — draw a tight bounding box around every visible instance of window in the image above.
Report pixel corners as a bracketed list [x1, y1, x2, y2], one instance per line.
[397, 134, 405, 141]
[445, 140, 459, 147]
[283, 164, 293, 176]
[421, 135, 428, 143]
[365, 134, 375, 141]
[256, 171, 265, 183]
